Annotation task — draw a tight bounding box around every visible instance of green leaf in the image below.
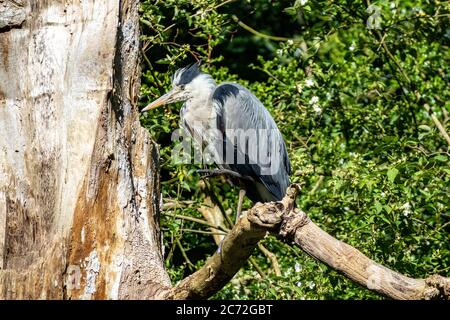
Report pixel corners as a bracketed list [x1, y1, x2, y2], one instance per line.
[418, 125, 431, 131]
[284, 7, 297, 16]
[379, 214, 391, 224]
[387, 168, 399, 183]
[433, 155, 448, 162]
[155, 58, 170, 64]
[374, 201, 383, 214]
[383, 204, 392, 214]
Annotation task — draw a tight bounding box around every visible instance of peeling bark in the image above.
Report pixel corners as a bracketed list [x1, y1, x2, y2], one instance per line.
[0, 0, 27, 30]
[0, 0, 170, 299]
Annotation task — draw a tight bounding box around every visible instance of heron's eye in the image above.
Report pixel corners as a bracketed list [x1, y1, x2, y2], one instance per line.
[179, 85, 186, 90]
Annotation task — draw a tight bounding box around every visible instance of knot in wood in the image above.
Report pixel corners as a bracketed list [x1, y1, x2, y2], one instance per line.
[247, 202, 284, 229]
[279, 208, 310, 240]
[424, 275, 450, 300]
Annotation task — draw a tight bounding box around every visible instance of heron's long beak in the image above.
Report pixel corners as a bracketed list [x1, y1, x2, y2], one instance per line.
[141, 91, 175, 112]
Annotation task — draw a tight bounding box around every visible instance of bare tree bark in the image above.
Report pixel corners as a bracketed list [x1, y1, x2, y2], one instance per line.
[0, 0, 170, 299]
[165, 186, 450, 300]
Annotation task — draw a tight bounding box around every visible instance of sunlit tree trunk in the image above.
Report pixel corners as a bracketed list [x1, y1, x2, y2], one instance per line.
[0, 0, 170, 299]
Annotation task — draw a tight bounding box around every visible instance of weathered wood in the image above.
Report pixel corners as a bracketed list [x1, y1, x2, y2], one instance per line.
[281, 209, 448, 299]
[0, 192, 5, 269]
[164, 211, 268, 299]
[165, 186, 450, 300]
[164, 187, 296, 299]
[0, 0, 170, 299]
[0, 0, 27, 30]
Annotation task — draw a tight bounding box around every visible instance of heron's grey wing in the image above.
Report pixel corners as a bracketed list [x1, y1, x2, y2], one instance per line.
[212, 83, 291, 201]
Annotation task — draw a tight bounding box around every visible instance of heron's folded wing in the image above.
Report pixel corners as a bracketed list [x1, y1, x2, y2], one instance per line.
[212, 83, 291, 200]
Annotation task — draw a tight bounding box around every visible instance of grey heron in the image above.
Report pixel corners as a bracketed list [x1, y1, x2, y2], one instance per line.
[142, 62, 291, 220]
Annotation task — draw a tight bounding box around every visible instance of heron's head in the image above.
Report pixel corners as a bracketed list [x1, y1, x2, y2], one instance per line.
[141, 62, 216, 112]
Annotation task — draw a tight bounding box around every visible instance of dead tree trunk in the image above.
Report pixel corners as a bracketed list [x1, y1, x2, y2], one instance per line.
[0, 0, 170, 299]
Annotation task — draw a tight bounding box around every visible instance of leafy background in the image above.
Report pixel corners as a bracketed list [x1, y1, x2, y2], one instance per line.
[139, 0, 450, 299]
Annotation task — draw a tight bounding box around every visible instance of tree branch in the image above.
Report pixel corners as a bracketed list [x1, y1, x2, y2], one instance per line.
[258, 243, 281, 277]
[163, 185, 450, 300]
[164, 210, 268, 299]
[424, 103, 450, 148]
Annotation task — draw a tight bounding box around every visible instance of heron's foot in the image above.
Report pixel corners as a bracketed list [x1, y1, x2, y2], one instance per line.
[196, 169, 254, 182]
[196, 169, 235, 179]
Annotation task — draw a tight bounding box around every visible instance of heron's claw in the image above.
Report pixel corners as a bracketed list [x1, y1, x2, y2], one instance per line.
[196, 169, 214, 179]
[195, 169, 254, 182]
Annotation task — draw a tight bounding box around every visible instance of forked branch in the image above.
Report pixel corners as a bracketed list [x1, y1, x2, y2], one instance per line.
[163, 186, 450, 300]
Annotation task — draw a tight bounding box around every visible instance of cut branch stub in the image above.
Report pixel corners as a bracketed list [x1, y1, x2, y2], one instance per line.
[247, 184, 301, 230]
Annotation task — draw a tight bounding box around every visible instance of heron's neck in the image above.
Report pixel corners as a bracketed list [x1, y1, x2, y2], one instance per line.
[184, 96, 215, 123]
[184, 77, 217, 122]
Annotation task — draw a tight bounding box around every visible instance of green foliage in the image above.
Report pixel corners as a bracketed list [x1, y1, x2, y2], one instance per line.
[139, 0, 450, 299]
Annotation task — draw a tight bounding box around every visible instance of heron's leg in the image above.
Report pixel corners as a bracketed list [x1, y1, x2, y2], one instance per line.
[235, 189, 246, 223]
[196, 169, 254, 181]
